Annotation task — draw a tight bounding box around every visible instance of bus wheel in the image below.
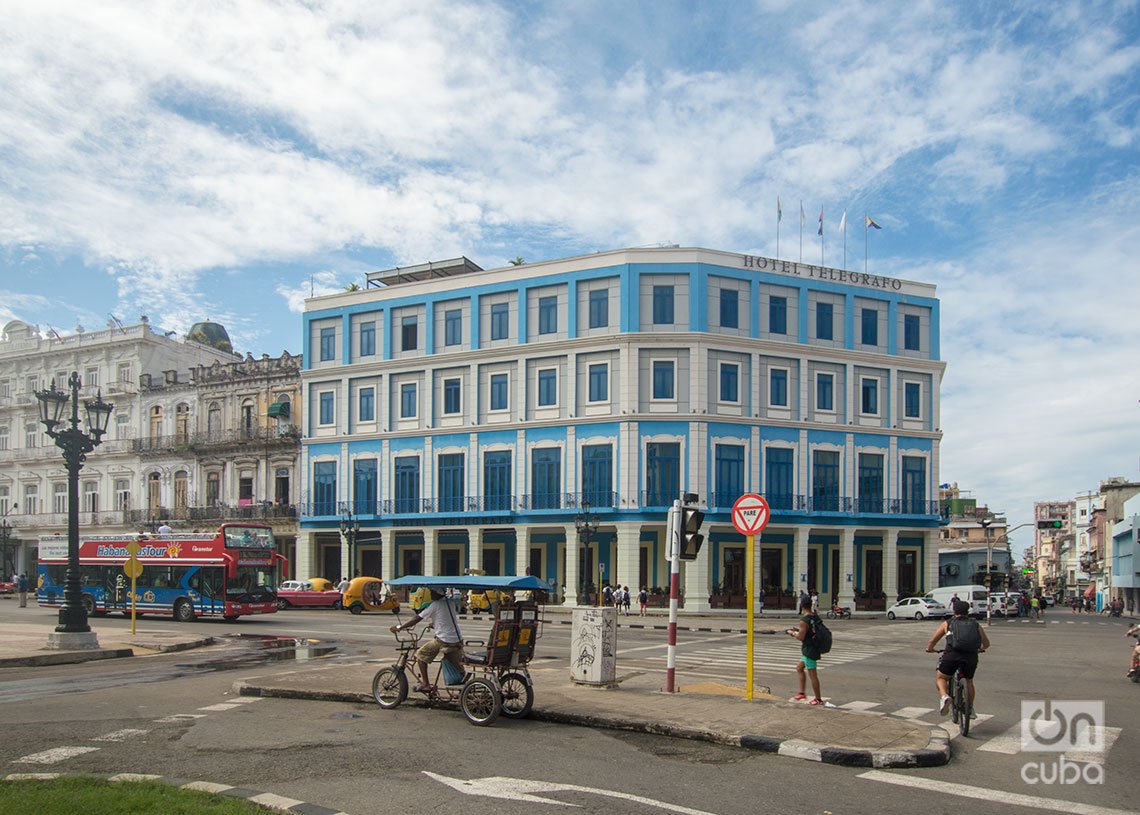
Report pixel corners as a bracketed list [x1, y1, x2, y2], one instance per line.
[174, 599, 195, 623]
[223, 615, 239, 622]
[81, 595, 96, 616]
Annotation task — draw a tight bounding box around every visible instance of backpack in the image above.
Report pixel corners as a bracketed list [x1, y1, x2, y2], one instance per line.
[810, 615, 833, 654]
[946, 617, 981, 653]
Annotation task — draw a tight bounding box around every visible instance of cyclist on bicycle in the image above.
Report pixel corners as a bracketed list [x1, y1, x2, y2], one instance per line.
[390, 588, 464, 693]
[925, 599, 989, 718]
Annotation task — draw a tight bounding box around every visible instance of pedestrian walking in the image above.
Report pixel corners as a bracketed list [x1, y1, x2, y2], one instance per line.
[638, 587, 648, 616]
[758, 587, 765, 616]
[336, 576, 350, 593]
[622, 585, 631, 616]
[788, 595, 824, 705]
[810, 591, 819, 615]
[601, 583, 613, 607]
[17, 572, 28, 607]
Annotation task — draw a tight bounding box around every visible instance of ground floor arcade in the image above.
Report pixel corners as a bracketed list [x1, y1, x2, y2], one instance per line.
[294, 521, 940, 612]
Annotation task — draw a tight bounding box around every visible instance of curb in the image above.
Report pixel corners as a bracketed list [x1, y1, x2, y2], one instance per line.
[0, 771, 352, 815]
[233, 681, 949, 769]
[0, 648, 135, 668]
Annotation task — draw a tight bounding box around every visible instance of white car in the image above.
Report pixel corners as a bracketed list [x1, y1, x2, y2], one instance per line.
[886, 596, 949, 620]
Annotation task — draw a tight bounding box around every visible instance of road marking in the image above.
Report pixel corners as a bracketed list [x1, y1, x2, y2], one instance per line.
[838, 701, 881, 712]
[890, 706, 934, 719]
[859, 770, 1135, 815]
[197, 703, 241, 711]
[93, 729, 149, 742]
[426, 771, 720, 814]
[976, 723, 1121, 764]
[250, 793, 307, 809]
[182, 781, 234, 793]
[228, 697, 263, 704]
[934, 713, 994, 739]
[1065, 727, 1122, 765]
[14, 746, 99, 764]
[154, 714, 206, 722]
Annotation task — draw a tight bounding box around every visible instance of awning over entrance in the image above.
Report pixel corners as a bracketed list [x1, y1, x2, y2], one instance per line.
[1084, 584, 1096, 598]
[267, 401, 290, 418]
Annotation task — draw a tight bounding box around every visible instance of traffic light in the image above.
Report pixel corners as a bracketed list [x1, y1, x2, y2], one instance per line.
[678, 503, 705, 560]
[1036, 519, 1063, 530]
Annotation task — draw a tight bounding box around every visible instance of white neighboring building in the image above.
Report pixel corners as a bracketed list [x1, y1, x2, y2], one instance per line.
[0, 318, 238, 576]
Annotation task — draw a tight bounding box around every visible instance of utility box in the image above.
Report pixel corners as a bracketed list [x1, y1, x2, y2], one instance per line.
[570, 606, 617, 686]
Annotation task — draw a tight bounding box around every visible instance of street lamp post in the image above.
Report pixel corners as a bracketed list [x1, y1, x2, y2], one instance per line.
[340, 512, 360, 579]
[0, 503, 17, 581]
[575, 499, 599, 606]
[36, 372, 113, 648]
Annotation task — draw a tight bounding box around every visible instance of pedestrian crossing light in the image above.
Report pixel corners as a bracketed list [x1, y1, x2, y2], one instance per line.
[678, 502, 705, 561]
[1036, 520, 1063, 529]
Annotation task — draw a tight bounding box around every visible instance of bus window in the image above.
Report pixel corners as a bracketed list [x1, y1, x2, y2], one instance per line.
[228, 565, 276, 601]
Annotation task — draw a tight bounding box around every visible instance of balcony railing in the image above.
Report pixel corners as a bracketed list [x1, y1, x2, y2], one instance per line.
[296, 493, 941, 520]
[134, 426, 300, 454]
[126, 504, 297, 524]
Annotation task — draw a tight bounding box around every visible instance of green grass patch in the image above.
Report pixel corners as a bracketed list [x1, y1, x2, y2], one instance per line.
[0, 776, 275, 814]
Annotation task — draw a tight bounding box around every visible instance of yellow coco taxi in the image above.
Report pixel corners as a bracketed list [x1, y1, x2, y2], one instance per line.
[342, 577, 400, 615]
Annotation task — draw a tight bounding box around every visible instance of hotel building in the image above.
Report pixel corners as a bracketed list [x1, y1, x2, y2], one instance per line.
[297, 247, 944, 611]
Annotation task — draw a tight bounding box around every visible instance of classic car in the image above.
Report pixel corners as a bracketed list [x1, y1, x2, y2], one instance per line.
[276, 577, 343, 609]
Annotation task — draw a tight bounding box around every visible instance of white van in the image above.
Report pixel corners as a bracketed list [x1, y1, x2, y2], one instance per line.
[924, 584, 988, 618]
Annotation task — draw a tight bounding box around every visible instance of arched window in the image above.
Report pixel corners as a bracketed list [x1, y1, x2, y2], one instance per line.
[174, 470, 188, 510]
[241, 399, 255, 436]
[147, 472, 161, 510]
[207, 403, 221, 439]
[174, 403, 190, 442]
[149, 406, 163, 440]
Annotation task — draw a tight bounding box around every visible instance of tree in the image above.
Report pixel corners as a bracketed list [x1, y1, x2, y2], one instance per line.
[509, 256, 525, 266]
[344, 282, 361, 292]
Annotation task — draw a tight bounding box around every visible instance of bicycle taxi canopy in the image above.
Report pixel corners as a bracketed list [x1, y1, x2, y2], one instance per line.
[385, 574, 550, 593]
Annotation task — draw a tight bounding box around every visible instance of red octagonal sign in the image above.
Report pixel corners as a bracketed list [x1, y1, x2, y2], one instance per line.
[732, 494, 771, 536]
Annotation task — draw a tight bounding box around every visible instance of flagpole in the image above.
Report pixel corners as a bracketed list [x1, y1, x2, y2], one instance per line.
[820, 209, 824, 266]
[799, 200, 804, 263]
[776, 197, 781, 260]
[843, 217, 847, 270]
[864, 213, 868, 275]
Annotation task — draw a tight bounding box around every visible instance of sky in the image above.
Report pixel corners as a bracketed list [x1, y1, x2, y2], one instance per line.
[2, 1, 1139, 554]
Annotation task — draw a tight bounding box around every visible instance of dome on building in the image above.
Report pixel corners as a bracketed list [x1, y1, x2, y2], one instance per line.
[186, 321, 234, 354]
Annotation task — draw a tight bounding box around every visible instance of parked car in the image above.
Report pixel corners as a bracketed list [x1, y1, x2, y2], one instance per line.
[276, 578, 343, 609]
[0, 580, 15, 595]
[342, 577, 400, 615]
[925, 584, 989, 617]
[886, 596, 950, 620]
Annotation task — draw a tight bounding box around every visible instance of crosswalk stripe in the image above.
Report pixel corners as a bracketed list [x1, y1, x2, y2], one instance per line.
[934, 713, 994, 739]
[976, 723, 1022, 754]
[1065, 727, 1122, 765]
[891, 706, 934, 719]
[197, 703, 241, 711]
[838, 701, 881, 712]
[92, 729, 148, 742]
[14, 746, 99, 764]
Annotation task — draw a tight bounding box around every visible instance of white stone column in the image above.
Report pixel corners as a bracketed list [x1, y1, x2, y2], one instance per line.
[295, 529, 316, 582]
[516, 525, 530, 577]
[923, 528, 940, 595]
[792, 525, 809, 594]
[339, 527, 350, 581]
[615, 523, 640, 595]
[563, 524, 580, 607]
[884, 529, 900, 604]
[381, 528, 395, 583]
[839, 527, 856, 607]
[468, 526, 483, 573]
[423, 528, 438, 576]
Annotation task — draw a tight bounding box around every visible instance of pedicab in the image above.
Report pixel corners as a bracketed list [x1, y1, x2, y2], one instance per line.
[370, 574, 548, 726]
[341, 576, 400, 615]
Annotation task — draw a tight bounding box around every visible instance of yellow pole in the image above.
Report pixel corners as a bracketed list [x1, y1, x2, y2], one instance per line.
[746, 533, 755, 700]
[130, 572, 137, 636]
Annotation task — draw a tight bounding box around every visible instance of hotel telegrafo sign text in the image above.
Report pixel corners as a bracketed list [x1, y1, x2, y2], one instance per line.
[742, 255, 904, 291]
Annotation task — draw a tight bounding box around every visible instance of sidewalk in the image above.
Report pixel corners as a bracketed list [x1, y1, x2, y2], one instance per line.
[0, 615, 215, 668]
[235, 655, 949, 769]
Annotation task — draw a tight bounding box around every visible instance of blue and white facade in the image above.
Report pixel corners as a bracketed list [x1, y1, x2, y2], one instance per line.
[297, 247, 944, 611]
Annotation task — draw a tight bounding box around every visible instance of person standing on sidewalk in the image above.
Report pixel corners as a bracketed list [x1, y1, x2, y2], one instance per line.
[637, 587, 648, 616]
[622, 586, 631, 616]
[17, 572, 28, 607]
[788, 596, 824, 705]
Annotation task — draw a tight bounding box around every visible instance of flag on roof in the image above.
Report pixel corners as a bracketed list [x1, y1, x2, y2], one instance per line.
[817, 209, 823, 236]
[777, 196, 782, 223]
[865, 215, 882, 230]
[800, 201, 805, 227]
[838, 210, 847, 232]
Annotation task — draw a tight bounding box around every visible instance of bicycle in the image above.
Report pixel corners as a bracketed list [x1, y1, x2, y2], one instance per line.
[935, 649, 979, 736]
[371, 628, 502, 726]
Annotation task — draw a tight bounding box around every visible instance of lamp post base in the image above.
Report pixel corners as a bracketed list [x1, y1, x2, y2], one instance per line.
[45, 631, 102, 651]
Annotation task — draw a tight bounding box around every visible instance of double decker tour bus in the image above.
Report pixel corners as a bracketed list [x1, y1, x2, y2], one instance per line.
[37, 523, 284, 622]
